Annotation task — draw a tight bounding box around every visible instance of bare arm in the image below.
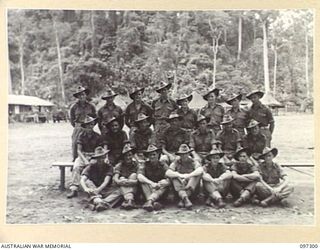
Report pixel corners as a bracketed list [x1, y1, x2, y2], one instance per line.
[165, 169, 183, 179]
[184, 166, 203, 179]
[96, 175, 112, 193]
[77, 144, 89, 165]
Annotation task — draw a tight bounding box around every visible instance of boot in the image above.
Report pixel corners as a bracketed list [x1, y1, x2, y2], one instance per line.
[216, 198, 226, 209]
[233, 197, 245, 207]
[67, 190, 78, 199]
[153, 202, 163, 211]
[233, 190, 250, 207]
[142, 200, 154, 212]
[178, 199, 184, 208]
[120, 200, 129, 209]
[260, 194, 276, 207]
[183, 196, 193, 210]
[126, 199, 136, 210]
[95, 203, 108, 212]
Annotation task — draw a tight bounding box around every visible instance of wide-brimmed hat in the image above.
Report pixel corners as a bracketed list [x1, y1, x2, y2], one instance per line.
[246, 119, 260, 129]
[196, 114, 210, 125]
[143, 144, 162, 156]
[73, 86, 90, 98]
[91, 146, 110, 159]
[156, 81, 172, 93]
[203, 87, 221, 100]
[221, 115, 234, 125]
[166, 112, 182, 122]
[175, 144, 193, 155]
[129, 87, 145, 99]
[246, 90, 264, 99]
[234, 147, 251, 161]
[104, 115, 122, 128]
[121, 144, 136, 157]
[226, 93, 242, 105]
[101, 89, 117, 100]
[259, 147, 278, 160]
[81, 115, 98, 127]
[134, 113, 151, 126]
[176, 93, 193, 105]
[206, 148, 225, 160]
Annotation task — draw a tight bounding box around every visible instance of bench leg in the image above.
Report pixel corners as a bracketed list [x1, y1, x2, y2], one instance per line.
[59, 166, 66, 191]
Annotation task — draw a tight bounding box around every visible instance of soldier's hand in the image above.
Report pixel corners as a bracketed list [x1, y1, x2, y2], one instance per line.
[151, 182, 158, 189]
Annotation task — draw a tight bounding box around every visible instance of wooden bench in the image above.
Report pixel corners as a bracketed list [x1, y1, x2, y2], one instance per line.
[51, 162, 73, 191]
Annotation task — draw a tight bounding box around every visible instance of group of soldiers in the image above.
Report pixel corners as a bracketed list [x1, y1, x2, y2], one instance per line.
[67, 81, 293, 212]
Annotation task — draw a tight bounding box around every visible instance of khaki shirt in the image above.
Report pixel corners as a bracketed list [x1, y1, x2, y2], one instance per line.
[97, 103, 123, 130]
[248, 102, 274, 127]
[169, 157, 201, 174]
[125, 101, 154, 128]
[216, 129, 241, 152]
[114, 160, 139, 178]
[226, 107, 249, 134]
[138, 160, 169, 182]
[231, 162, 257, 175]
[177, 108, 197, 130]
[152, 97, 178, 120]
[258, 161, 287, 185]
[243, 133, 266, 155]
[190, 128, 216, 153]
[160, 126, 190, 153]
[130, 128, 156, 151]
[70, 101, 96, 127]
[200, 104, 225, 131]
[203, 162, 227, 179]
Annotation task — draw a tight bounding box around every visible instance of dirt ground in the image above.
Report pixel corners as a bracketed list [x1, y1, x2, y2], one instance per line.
[6, 114, 314, 224]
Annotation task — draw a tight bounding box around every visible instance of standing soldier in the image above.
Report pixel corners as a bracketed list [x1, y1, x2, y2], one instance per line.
[125, 87, 154, 136]
[200, 87, 225, 134]
[246, 90, 275, 147]
[216, 115, 242, 158]
[243, 119, 267, 161]
[67, 116, 101, 198]
[69, 86, 96, 161]
[97, 88, 123, 135]
[137, 145, 170, 212]
[190, 115, 216, 163]
[176, 93, 197, 134]
[165, 144, 204, 210]
[152, 81, 178, 145]
[225, 93, 249, 138]
[202, 149, 232, 208]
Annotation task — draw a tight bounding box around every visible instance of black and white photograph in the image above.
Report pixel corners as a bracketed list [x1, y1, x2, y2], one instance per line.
[7, 9, 314, 225]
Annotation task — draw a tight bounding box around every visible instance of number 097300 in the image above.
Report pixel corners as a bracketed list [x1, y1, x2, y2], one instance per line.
[300, 244, 318, 248]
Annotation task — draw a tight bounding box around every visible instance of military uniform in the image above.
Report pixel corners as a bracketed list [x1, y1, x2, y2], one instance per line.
[69, 101, 96, 160]
[69, 129, 102, 192]
[256, 162, 293, 201]
[216, 129, 241, 153]
[100, 130, 128, 165]
[177, 108, 197, 131]
[230, 162, 258, 198]
[159, 126, 190, 154]
[190, 128, 216, 161]
[200, 104, 225, 134]
[97, 103, 123, 135]
[226, 107, 249, 138]
[138, 160, 170, 203]
[152, 97, 178, 143]
[243, 133, 266, 158]
[130, 128, 156, 152]
[248, 102, 274, 147]
[125, 101, 154, 130]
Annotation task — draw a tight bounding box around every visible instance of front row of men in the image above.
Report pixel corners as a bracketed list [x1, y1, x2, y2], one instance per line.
[69, 131, 293, 212]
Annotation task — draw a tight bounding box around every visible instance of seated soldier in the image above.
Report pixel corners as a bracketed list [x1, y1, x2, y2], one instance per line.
[137, 144, 170, 212]
[165, 144, 203, 210]
[80, 146, 115, 212]
[160, 112, 190, 163]
[254, 147, 294, 207]
[101, 116, 128, 166]
[130, 113, 156, 161]
[243, 119, 266, 162]
[190, 115, 216, 163]
[216, 115, 241, 155]
[112, 144, 139, 210]
[67, 115, 102, 198]
[202, 149, 232, 208]
[230, 147, 260, 207]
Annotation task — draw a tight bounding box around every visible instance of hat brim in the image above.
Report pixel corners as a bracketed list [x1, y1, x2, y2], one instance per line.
[175, 149, 193, 155]
[234, 148, 251, 161]
[166, 116, 182, 122]
[156, 83, 172, 93]
[246, 91, 264, 99]
[246, 122, 260, 129]
[81, 117, 98, 127]
[129, 88, 145, 99]
[134, 116, 151, 126]
[104, 115, 123, 128]
[121, 148, 136, 157]
[73, 88, 90, 98]
[203, 89, 220, 100]
[226, 94, 242, 105]
[206, 152, 224, 160]
[101, 94, 117, 100]
[221, 119, 234, 125]
[259, 148, 278, 160]
[196, 117, 210, 126]
[177, 95, 193, 105]
[91, 150, 110, 159]
[143, 148, 162, 156]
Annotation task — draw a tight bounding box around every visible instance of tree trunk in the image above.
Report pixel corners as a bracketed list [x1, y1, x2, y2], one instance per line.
[18, 38, 25, 95]
[305, 28, 310, 98]
[91, 11, 97, 57]
[273, 48, 277, 97]
[262, 21, 270, 93]
[237, 16, 242, 61]
[53, 18, 66, 104]
[212, 37, 217, 88]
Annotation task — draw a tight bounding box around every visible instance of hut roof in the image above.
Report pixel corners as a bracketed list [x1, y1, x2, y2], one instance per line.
[8, 95, 55, 107]
[261, 92, 285, 108]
